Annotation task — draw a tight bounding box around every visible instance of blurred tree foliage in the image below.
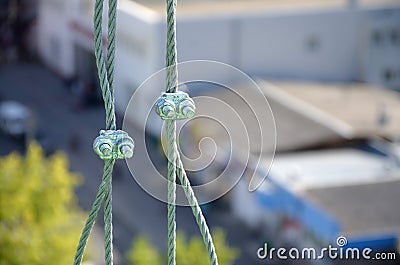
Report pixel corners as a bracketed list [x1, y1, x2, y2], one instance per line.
[126, 236, 163, 265]
[0, 142, 84, 265]
[126, 229, 239, 265]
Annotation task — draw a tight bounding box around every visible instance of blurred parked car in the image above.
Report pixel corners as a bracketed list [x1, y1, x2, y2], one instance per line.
[0, 100, 31, 138]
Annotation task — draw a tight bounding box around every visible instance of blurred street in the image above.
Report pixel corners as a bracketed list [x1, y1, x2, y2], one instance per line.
[0, 62, 280, 265]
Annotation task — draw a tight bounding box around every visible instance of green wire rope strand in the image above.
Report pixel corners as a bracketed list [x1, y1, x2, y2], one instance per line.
[165, 0, 178, 264]
[107, 0, 117, 99]
[166, 120, 177, 265]
[103, 162, 115, 265]
[104, 0, 117, 263]
[164, 0, 218, 264]
[72, 162, 114, 265]
[176, 152, 219, 265]
[94, 0, 116, 130]
[166, 0, 178, 93]
[73, 0, 117, 264]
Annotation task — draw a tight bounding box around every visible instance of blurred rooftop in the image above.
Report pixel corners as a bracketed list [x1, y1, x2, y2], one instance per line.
[122, 0, 400, 17]
[187, 83, 343, 156]
[308, 180, 400, 237]
[195, 81, 400, 157]
[261, 81, 400, 141]
[271, 147, 400, 191]
[269, 147, 400, 237]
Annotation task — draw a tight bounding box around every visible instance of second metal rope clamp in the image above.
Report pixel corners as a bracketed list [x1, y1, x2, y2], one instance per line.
[93, 130, 135, 160]
[155, 91, 196, 120]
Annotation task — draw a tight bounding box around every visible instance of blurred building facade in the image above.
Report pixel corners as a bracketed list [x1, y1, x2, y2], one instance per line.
[233, 146, 400, 252]
[36, 0, 400, 114]
[0, 0, 38, 62]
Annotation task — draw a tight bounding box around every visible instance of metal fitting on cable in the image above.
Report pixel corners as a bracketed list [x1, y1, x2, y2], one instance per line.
[155, 91, 195, 120]
[93, 130, 134, 160]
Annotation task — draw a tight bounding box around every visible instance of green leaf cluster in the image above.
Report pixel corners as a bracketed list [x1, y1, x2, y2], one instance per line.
[126, 229, 239, 265]
[0, 142, 84, 265]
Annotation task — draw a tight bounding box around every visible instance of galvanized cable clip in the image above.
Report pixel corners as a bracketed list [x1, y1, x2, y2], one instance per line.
[155, 91, 195, 120]
[93, 130, 134, 160]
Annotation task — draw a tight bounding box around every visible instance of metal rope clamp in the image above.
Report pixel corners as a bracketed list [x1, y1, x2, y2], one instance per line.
[155, 91, 195, 120]
[93, 130, 134, 160]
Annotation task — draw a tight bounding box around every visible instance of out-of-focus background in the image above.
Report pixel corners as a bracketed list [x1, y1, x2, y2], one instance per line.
[1, 0, 400, 264]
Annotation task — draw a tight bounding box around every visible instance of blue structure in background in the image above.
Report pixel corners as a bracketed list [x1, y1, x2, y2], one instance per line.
[256, 177, 340, 243]
[255, 175, 398, 251]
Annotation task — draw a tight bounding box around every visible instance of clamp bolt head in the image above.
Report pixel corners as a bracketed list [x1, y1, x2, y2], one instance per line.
[180, 100, 195, 118]
[162, 104, 175, 119]
[120, 144, 134, 158]
[100, 143, 112, 156]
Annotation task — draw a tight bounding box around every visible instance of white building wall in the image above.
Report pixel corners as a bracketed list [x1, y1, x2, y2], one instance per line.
[240, 9, 359, 81]
[177, 18, 234, 65]
[117, 6, 363, 89]
[37, 0, 400, 110]
[154, 17, 240, 84]
[231, 179, 282, 232]
[38, 0, 78, 77]
[361, 8, 400, 90]
[69, 0, 96, 53]
[114, 9, 161, 112]
[231, 179, 263, 229]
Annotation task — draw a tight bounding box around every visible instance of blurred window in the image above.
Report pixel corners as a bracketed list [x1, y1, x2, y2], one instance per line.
[390, 29, 400, 46]
[79, 0, 94, 18]
[371, 30, 384, 46]
[42, 0, 64, 10]
[305, 35, 321, 52]
[49, 36, 61, 65]
[383, 68, 395, 82]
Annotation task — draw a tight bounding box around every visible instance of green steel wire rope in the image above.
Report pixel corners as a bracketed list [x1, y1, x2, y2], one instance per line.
[165, 0, 179, 264]
[73, 0, 117, 264]
[107, 0, 117, 99]
[166, 122, 177, 265]
[103, 1, 118, 264]
[72, 0, 220, 264]
[164, 0, 219, 265]
[175, 151, 219, 265]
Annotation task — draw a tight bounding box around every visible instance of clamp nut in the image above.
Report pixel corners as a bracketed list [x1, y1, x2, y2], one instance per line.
[179, 99, 195, 118]
[93, 130, 134, 160]
[161, 102, 176, 119]
[155, 91, 195, 120]
[100, 143, 112, 156]
[117, 137, 135, 159]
